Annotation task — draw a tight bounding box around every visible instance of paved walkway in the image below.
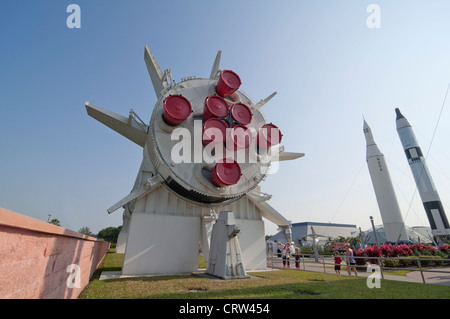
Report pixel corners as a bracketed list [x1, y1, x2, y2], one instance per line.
[266, 257, 450, 286]
[405, 268, 450, 286]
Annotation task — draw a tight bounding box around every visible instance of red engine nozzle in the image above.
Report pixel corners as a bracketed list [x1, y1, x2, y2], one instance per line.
[202, 118, 228, 146]
[216, 70, 241, 98]
[230, 103, 252, 125]
[257, 123, 283, 148]
[211, 158, 241, 186]
[203, 95, 229, 121]
[227, 124, 252, 150]
[163, 95, 192, 125]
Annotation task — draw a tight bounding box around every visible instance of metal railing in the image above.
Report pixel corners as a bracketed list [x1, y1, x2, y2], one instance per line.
[266, 251, 450, 284]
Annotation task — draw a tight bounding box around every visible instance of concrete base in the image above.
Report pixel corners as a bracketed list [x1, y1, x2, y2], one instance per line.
[237, 219, 267, 270]
[121, 213, 200, 276]
[120, 214, 268, 275]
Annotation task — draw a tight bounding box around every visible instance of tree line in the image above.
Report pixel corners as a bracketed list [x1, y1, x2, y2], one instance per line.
[47, 217, 122, 243]
[77, 225, 122, 243]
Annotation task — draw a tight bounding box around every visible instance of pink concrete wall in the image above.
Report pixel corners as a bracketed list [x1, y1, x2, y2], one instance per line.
[0, 207, 110, 299]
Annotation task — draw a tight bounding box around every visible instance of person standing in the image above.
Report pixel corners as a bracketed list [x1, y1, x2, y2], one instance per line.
[280, 242, 293, 269]
[345, 245, 358, 276]
[294, 248, 301, 270]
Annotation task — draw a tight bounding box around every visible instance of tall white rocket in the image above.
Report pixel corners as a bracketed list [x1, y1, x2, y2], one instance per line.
[395, 108, 450, 237]
[364, 119, 408, 242]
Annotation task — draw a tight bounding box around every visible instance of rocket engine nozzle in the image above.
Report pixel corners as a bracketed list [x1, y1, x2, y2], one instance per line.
[216, 70, 241, 97]
[163, 95, 192, 125]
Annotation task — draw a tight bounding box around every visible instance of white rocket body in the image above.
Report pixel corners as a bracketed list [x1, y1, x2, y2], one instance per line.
[395, 108, 450, 236]
[85, 46, 303, 276]
[364, 120, 408, 243]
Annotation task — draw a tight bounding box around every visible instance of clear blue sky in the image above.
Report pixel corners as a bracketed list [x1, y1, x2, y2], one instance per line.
[1, 1, 450, 236]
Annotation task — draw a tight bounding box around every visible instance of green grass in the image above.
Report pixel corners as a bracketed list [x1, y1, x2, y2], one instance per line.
[198, 255, 207, 269]
[89, 248, 124, 280]
[79, 250, 450, 299]
[383, 269, 411, 276]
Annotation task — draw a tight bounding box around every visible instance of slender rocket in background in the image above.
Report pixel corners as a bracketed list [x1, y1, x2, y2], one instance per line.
[395, 108, 450, 237]
[364, 120, 408, 243]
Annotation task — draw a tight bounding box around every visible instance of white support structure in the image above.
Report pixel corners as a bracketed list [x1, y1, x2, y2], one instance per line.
[119, 178, 273, 275]
[206, 211, 249, 279]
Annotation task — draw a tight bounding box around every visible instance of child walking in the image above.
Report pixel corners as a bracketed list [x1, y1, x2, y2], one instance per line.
[333, 251, 342, 275]
[295, 248, 301, 270]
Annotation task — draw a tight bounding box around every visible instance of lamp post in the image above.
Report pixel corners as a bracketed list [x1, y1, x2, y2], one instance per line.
[370, 216, 380, 247]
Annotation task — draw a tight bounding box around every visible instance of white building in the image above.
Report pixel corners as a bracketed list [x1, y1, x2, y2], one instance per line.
[268, 221, 359, 248]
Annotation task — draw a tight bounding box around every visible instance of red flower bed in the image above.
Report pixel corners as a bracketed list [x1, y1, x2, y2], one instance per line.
[409, 243, 436, 254]
[354, 243, 449, 266]
[379, 243, 413, 257]
[438, 244, 450, 254]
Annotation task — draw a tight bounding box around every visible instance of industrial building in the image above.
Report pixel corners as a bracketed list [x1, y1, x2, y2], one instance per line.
[361, 225, 434, 245]
[268, 221, 359, 247]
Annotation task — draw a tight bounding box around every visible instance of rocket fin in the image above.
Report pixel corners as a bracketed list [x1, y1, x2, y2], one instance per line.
[253, 91, 277, 111]
[107, 175, 163, 214]
[270, 146, 305, 162]
[274, 151, 305, 162]
[246, 191, 290, 226]
[85, 102, 148, 147]
[210, 50, 222, 80]
[144, 46, 169, 97]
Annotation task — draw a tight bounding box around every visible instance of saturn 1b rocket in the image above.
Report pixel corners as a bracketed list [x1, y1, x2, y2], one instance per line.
[395, 108, 450, 237]
[364, 119, 408, 243]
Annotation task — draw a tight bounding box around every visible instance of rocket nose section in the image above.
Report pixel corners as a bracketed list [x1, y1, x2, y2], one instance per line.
[395, 107, 411, 130]
[363, 119, 375, 145]
[395, 108, 405, 120]
[363, 119, 370, 133]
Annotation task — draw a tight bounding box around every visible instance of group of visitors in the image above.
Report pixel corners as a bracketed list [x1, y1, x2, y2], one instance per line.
[279, 242, 301, 269]
[277, 242, 358, 276]
[333, 246, 358, 276]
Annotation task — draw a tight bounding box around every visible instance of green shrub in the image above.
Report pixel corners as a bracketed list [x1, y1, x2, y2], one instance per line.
[418, 255, 430, 266]
[198, 255, 207, 269]
[433, 256, 444, 266]
[414, 249, 432, 257]
[435, 250, 446, 260]
[418, 255, 443, 266]
[398, 256, 418, 267]
[383, 258, 400, 267]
